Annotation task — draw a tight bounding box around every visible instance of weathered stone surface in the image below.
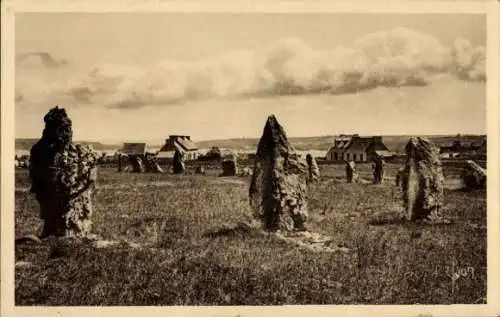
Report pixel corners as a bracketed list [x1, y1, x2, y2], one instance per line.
[144, 154, 163, 173]
[221, 154, 238, 176]
[117, 154, 123, 172]
[172, 150, 185, 174]
[129, 155, 144, 173]
[30, 106, 99, 238]
[345, 160, 358, 183]
[306, 154, 320, 183]
[152, 161, 164, 173]
[402, 137, 444, 221]
[372, 156, 385, 184]
[249, 115, 309, 232]
[461, 160, 486, 189]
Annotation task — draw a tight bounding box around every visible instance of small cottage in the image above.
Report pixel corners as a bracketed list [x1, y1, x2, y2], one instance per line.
[325, 135, 353, 161]
[157, 135, 199, 162]
[439, 139, 485, 159]
[326, 135, 391, 162]
[121, 143, 148, 156]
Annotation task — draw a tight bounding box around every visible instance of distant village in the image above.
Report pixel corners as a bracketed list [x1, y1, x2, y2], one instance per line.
[14, 133, 487, 170]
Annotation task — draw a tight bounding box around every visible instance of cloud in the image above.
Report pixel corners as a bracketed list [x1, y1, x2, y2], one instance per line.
[15, 27, 486, 109]
[16, 52, 68, 69]
[450, 38, 486, 81]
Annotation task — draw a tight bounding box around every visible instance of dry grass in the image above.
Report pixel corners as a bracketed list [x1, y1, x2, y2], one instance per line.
[14, 163, 486, 305]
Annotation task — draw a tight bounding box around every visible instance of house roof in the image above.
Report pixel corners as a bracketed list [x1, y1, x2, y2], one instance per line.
[345, 137, 373, 152]
[122, 143, 147, 155]
[177, 137, 198, 151]
[439, 140, 483, 152]
[334, 140, 351, 149]
[328, 135, 388, 154]
[159, 136, 198, 153]
[327, 137, 352, 152]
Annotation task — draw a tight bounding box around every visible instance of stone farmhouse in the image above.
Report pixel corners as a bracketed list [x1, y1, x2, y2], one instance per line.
[439, 139, 486, 160]
[157, 135, 199, 162]
[121, 143, 148, 156]
[325, 134, 392, 162]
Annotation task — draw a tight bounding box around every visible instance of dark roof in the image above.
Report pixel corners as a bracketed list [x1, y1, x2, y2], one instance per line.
[329, 135, 388, 153]
[334, 140, 351, 149]
[439, 140, 483, 152]
[329, 136, 353, 150]
[159, 136, 198, 153]
[122, 143, 147, 155]
[345, 137, 373, 151]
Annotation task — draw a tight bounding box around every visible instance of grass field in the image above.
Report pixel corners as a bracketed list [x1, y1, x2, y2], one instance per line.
[14, 163, 486, 305]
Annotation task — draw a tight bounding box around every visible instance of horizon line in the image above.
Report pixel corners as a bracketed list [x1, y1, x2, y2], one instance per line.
[15, 132, 488, 145]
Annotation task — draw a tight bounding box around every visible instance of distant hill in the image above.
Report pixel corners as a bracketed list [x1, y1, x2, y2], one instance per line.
[196, 136, 337, 151]
[196, 134, 486, 153]
[16, 134, 486, 154]
[15, 138, 118, 151]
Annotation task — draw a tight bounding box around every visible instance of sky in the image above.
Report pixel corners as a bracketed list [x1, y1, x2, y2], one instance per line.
[15, 13, 486, 142]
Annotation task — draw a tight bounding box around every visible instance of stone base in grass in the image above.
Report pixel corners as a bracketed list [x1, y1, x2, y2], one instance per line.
[273, 230, 352, 253]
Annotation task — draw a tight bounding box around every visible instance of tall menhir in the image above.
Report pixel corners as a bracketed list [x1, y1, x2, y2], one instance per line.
[249, 115, 309, 232]
[29, 106, 99, 238]
[401, 137, 444, 221]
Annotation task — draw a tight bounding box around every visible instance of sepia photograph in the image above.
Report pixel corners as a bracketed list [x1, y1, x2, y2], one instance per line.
[2, 0, 499, 315]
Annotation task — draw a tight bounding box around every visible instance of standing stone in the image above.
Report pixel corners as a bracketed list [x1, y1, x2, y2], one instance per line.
[144, 154, 163, 173]
[395, 167, 405, 188]
[345, 160, 358, 183]
[129, 155, 144, 173]
[117, 153, 123, 172]
[372, 156, 385, 184]
[29, 106, 99, 238]
[306, 154, 320, 183]
[249, 115, 309, 232]
[402, 137, 444, 221]
[172, 150, 185, 174]
[461, 160, 486, 189]
[221, 154, 238, 176]
[149, 160, 164, 173]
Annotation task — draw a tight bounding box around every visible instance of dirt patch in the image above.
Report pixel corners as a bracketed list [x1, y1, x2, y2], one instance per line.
[273, 231, 352, 253]
[209, 178, 248, 186]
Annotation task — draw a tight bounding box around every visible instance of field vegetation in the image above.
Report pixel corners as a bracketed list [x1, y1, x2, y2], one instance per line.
[15, 163, 486, 305]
